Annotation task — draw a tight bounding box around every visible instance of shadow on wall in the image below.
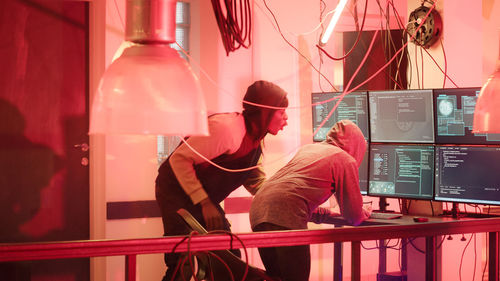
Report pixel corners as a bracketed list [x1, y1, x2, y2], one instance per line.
[0, 98, 64, 280]
[0, 98, 64, 243]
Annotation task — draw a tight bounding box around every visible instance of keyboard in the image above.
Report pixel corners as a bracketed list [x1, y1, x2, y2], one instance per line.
[370, 212, 403, 220]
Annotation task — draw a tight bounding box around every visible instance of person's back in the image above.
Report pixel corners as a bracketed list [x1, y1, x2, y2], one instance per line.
[250, 142, 357, 230]
[249, 120, 369, 281]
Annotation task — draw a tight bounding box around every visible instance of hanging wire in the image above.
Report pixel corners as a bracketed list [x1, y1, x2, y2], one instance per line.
[313, 30, 380, 137]
[171, 0, 442, 174]
[378, 0, 406, 90]
[440, 37, 448, 88]
[473, 233, 477, 281]
[113, 0, 125, 30]
[420, 41, 424, 88]
[314, 2, 436, 139]
[414, 43, 420, 89]
[343, 2, 436, 94]
[379, 0, 407, 90]
[459, 234, 474, 281]
[260, 0, 338, 91]
[211, 0, 252, 55]
[317, 0, 328, 93]
[482, 235, 489, 281]
[388, 0, 459, 88]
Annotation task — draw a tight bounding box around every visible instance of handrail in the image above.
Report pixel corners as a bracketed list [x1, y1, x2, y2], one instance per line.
[1, 216, 500, 281]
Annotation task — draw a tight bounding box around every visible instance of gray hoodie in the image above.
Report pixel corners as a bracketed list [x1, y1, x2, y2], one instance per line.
[250, 120, 368, 228]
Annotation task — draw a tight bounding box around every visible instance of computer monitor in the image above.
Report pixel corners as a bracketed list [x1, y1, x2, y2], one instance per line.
[368, 144, 434, 200]
[433, 88, 500, 144]
[368, 89, 434, 143]
[311, 91, 369, 142]
[311, 91, 369, 194]
[358, 150, 368, 195]
[434, 145, 500, 205]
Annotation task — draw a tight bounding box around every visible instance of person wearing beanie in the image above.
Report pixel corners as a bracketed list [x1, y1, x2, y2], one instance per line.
[249, 120, 371, 281]
[155, 80, 288, 281]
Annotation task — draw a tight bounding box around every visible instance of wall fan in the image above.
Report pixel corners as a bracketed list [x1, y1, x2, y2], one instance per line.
[407, 4, 442, 48]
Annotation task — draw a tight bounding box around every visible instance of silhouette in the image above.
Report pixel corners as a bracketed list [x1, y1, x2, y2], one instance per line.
[0, 99, 63, 243]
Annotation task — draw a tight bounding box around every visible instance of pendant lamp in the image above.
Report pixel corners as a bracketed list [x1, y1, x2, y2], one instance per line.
[473, 34, 500, 133]
[89, 0, 208, 135]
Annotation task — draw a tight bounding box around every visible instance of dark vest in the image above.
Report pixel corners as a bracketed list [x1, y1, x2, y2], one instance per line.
[156, 135, 262, 206]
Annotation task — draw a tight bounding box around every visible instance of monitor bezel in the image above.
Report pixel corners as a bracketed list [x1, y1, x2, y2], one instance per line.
[432, 87, 500, 145]
[433, 144, 500, 206]
[367, 143, 435, 200]
[311, 91, 369, 143]
[368, 89, 435, 143]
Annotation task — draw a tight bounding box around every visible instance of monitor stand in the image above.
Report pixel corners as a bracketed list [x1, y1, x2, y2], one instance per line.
[376, 197, 395, 213]
[441, 203, 500, 219]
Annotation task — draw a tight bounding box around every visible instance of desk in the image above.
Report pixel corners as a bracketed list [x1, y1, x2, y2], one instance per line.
[327, 215, 500, 281]
[0, 215, 499, 281]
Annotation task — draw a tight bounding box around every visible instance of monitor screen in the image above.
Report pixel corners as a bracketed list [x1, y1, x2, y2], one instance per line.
[311, 91, 369, 142]
[368, 144, 434, 199]
[368, 89, 434, 143]
[434, 145, 500, 205]
[359, 150, 368, 195]
[433, 88, 500, 144]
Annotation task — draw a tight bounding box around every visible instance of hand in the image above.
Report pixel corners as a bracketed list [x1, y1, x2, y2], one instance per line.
[362, 203, 373, 218]
[200, 198, 224, 231]
[310, 207, 340, 224]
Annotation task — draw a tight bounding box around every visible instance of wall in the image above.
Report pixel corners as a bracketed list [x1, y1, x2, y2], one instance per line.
[404, 1, 499, 281]
[93, 0, 500, 280]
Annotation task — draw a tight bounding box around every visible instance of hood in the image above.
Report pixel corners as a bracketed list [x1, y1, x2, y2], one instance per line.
[325, 120, 367, 166]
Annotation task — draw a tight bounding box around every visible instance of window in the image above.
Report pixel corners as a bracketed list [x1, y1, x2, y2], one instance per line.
[157, 1, 191, 164]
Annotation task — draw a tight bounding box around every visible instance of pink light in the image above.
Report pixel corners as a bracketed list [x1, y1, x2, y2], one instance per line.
[90, 44, 208, 135]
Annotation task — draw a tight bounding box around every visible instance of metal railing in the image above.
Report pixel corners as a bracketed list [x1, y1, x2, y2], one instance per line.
[1, 216, 499, 281]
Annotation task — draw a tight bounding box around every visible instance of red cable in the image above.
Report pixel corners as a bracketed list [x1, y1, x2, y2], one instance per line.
[441, 38, 448, 88]
[344, 30, 380, 93]
[415, 43, 420, 89]
[459, 234, 474, 281]
[313, 30, 380, 137]
[262, 0, 338, 91]
[313, 2, 437, 137]
[388, 0, 459, 88]
[346, 2, 437, 94]
[421, 43, 424, 89]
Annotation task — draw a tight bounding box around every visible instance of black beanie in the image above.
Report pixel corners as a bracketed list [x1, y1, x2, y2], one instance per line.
[242, 80, 288, 140]
[242, 80, 288, 110]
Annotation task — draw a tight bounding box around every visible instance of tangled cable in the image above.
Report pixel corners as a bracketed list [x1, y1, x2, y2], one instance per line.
[169, 230, 251, 281]
[211, 0, 252, 55]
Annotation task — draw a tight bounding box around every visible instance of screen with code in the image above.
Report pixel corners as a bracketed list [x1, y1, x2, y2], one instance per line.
[311, 91, 369, 142]
[434, 146, 500, 205]
[368, 89, 434, 143]
[358, 150, 368, 195]
[312, 91, 369, 194]
[433, 88, 500, 144]
[368, 144, 434, 199]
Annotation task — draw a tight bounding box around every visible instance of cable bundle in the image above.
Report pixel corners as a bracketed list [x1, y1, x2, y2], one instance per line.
[211, 0, 252, 55]
[170, 230, 252, 281]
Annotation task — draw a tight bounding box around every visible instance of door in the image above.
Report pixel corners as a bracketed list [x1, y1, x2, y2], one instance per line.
[0, 0, 90, 280]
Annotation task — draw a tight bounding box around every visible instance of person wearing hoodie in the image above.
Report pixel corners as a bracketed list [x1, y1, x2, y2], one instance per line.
[249, 119, 370, 281]
[155, 80, 289, 281]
